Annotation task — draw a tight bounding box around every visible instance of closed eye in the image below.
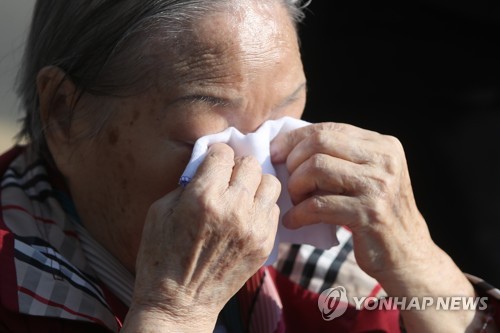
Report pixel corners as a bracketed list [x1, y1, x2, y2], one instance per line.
[180, 95, 233, 107]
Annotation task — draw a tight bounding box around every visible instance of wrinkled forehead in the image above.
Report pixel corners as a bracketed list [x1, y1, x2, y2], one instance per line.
[191, 2, 295, 50]
[147, 1, 300, 88]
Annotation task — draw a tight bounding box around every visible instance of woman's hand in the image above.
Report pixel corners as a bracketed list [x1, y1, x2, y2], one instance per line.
[123, 143, 281, 332]
[270, 122, 489, 332]
[270, 122, 432, 280]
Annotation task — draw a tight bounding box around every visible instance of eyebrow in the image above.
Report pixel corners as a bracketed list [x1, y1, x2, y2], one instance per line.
[177, 81, 307, 110]
[178, 94, 241, 108]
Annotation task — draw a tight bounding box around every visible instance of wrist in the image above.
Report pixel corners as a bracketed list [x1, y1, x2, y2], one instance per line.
[376, 244, 475, 298]
[373, 245, 484, 332]
[121, 303, 218, 333]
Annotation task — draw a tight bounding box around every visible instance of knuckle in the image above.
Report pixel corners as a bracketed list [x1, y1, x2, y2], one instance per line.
[238, 155, 261, 171]
[263, 174, 281, 192]
[310, 130, 330, 150]
[383, 135, 405, 158]
[195, 193, 223, 216]
[285, 129, 301, 148]
[358, 170, 392, 199]
[360, 203, 382, 226]
[307, 195, 327, 213]
[384, 134, 403, 149]
[372, 176, 391, 197]
[377, 151, 401, 175]
[369, 143, 403, 175]
[250, 232, 275, 260]
[320, 121, 354, 135]
[309, 153, 328, 172]
[208, 143, 234, 161]
[360, 197, 390, 226]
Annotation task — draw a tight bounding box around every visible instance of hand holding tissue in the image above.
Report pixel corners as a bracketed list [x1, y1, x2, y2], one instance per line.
[179, 117, 339, 265]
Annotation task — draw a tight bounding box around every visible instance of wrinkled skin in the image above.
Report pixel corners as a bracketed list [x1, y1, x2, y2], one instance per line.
[133, 144, 281, 323]
[271, 122, 429, 278]
[38, 1, 494, 332]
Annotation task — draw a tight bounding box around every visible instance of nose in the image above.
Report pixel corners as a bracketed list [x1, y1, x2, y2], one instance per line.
[231, 114, 274, 135]
[238, 124, 264, 135]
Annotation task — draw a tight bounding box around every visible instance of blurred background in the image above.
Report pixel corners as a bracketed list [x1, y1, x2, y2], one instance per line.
[0, 1, 33, 152]
[299, 1, 500, 286]
[1, 2, 499, 285]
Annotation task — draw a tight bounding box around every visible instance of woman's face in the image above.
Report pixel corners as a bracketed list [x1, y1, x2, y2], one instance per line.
[60, 2, 306, 270]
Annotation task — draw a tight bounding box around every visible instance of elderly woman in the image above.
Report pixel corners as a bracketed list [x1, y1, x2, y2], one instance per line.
[0, 1, 498, 332]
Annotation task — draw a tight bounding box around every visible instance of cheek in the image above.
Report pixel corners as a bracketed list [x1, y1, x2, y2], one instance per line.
[138, 145, 193, 197]
[104, 98, 230, 205]
[123, 108, 194, 185]
[115, 141, 193, 205]
[100, 118, 194, 214]
[99, 139, 192, 231]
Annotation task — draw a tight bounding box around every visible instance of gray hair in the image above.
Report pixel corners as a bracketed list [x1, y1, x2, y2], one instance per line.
[15, 0, 311, 162]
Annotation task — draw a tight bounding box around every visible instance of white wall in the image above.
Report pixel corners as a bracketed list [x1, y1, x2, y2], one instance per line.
[0, 1, 35, 153]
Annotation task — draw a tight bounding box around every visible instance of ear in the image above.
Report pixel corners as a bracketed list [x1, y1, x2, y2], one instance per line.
[36, 66, 78, 154]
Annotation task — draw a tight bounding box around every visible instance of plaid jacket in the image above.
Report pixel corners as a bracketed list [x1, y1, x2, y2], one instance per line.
[0, 146, 498, 332]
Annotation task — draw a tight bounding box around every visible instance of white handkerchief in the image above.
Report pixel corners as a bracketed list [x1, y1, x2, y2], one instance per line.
[179, 116, 339, 265]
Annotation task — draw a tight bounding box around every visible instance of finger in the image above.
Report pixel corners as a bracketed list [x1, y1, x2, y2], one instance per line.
[282, 194, 362, 230]
[287, 154, 365, 205]
[283, 129, 378, 174]
[254, 173, 282, 208]
[253, 174, 281, 251]
[229, 155, 263, 197]
[271, 122, 381, 164]
[259, 204, 280, 254]
[189, 143, 235, 190]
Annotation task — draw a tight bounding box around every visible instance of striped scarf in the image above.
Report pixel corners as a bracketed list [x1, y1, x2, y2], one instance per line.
[0, 146, 121, 331]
